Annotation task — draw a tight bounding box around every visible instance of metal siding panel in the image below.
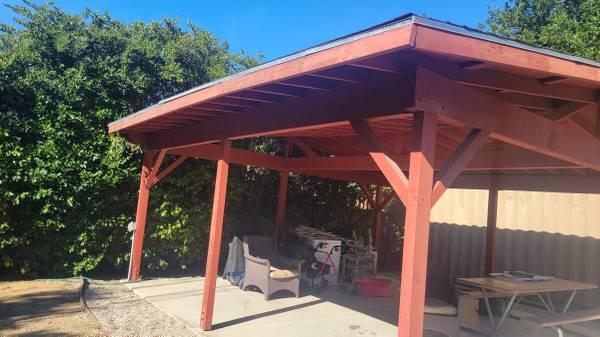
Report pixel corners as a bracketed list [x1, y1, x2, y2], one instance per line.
[429, 188, 600, 308]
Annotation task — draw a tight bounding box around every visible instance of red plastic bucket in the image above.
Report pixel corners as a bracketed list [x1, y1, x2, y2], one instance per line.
[352, 278, 391, 297]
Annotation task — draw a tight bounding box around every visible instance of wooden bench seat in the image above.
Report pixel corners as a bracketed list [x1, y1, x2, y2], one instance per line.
[524, 308, 600, 328]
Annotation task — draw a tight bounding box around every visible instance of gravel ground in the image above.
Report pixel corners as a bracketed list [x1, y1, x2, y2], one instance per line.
[86, 282, 199, 337]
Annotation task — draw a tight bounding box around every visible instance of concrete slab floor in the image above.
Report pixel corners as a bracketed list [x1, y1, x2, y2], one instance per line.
[128, 277, 398, 337]
[126, 277, 584, 337]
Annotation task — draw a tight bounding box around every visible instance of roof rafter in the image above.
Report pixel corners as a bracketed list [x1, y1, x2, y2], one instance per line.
[545, 102, 591, 122]
[453, 69, 596, 103]
[144, 75, 416, 150]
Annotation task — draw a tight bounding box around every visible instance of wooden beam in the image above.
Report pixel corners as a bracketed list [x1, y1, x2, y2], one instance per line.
[193, 104, 241, 114]
[226, 93, 280, 104]
[545, 102, 590, 122]
[145, 75, 416, 150]
[148, 155, 189, 188]
[431, 130, 488, 205]
[200, 140, 231, 331]
[452, 174, 600, 194]
[459, 60, 488, 70]
[180, 141, 577, 173]
[453, 69, 597, 104]
[351, 119, 409, 206]
[379, 190, 396, 209]
[172, 144, 286, 171]
[278, 78, 333, 92]
[398, 111, 437, 337]
[211, 97, 261, 109]
[128, 152, 154, 281]
[405, 52, 598, 104]
[144, 149, 167, 189]
[499, 93, 557, 111]
[414, 67, 600, 171]
[348, 58, 404, 74]
[539, 76, 569, 85]
[249, 86, 303, 98]
[290, 137, 319, 157]
[284, 147, 576, 171]
[359, 184, 377, 209]
[307, 72, 366, 84]
[466, 147, 577, 170]
[567, 114, 598, 139]
[485, 185, 498, 274]
[412, 25, 600, 83]
[294, 170, 387, 185]
[170, 133, 576, 175]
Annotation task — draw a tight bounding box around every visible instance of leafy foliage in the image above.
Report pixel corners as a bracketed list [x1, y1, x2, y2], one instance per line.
[486, 0, 599, 61]
[0, 1, 257, 276]
[0, 2, 373, 277]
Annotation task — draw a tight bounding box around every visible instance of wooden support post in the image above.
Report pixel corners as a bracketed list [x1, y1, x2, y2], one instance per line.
[128, 151, 154, 281]
[200, 140, 231, 331]
[274, 140, 291, 240]
[485, 186, 499, 274]
[374, 185, 383, 251]
[398, 111, 437, 337]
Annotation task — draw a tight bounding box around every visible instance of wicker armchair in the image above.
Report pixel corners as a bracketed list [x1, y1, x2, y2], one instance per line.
[242, 235, 304, 300]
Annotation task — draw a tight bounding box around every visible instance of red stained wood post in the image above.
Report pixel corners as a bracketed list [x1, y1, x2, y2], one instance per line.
[200, 140, 232, 331]
[485, 186, 499, 274]
[128, 151, 154, 281]
[374, 185, 383, 251]
[398, 111, 437, 337]
[274, 140, 291, 240]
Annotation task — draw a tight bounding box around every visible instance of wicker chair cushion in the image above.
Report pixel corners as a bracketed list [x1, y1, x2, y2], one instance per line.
[269, 266, 298, 280]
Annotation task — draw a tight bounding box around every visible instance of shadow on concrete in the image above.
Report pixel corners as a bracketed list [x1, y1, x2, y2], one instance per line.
[211, 299, 326, 329]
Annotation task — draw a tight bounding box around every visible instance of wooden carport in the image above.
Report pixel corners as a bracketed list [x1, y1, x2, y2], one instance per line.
[108, 14, 600, 337]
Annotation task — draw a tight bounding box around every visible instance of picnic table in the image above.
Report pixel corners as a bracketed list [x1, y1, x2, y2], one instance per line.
[456, 276, 597, 336]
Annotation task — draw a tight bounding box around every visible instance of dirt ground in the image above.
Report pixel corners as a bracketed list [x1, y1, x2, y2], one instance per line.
[0, 280, 106, 337]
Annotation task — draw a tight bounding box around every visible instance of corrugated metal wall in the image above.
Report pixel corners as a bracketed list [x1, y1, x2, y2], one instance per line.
[429, 189, 600, 307]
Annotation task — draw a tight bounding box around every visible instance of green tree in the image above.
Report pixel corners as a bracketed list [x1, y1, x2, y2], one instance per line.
[0, 1, 372, 278]
[0, 1, 257, 276]
[486, 0, 599, 61]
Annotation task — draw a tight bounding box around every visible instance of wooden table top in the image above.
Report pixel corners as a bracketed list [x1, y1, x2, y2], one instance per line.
[456, 277, 598, 294]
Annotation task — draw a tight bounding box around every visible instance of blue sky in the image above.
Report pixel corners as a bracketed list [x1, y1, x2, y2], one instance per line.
[0, 0, 499, 61]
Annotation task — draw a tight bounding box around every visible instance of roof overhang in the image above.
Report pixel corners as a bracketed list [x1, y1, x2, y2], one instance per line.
[108, 14, 600, 135]
[106, 14, 600, 187]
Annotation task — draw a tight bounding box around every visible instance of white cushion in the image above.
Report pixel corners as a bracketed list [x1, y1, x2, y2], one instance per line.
[424, 298, 458, 316]
[269, 266, 297, 280]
